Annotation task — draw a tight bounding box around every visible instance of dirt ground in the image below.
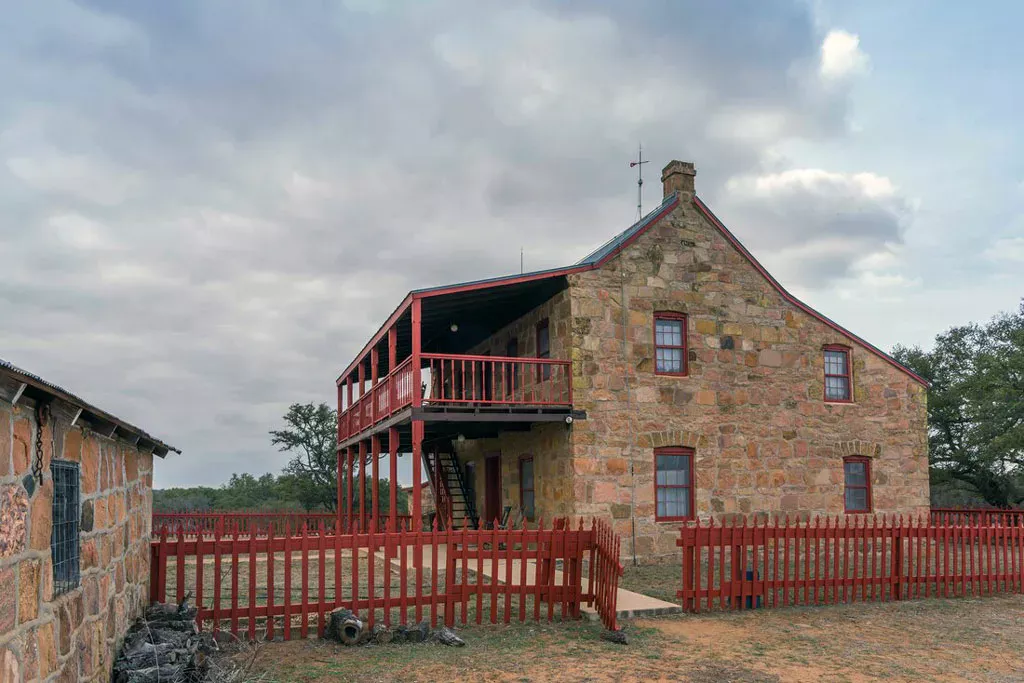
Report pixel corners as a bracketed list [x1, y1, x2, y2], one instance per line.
[231, 594, 1024, 682]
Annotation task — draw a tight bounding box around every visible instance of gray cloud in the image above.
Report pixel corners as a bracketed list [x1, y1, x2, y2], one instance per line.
[1, 0, 874, 486]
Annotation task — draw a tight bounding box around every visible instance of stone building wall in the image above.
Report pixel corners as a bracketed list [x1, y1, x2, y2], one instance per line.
[454, 289, 575, 524]
[567, 167, 930, 560]
[0, 397, 154, 682]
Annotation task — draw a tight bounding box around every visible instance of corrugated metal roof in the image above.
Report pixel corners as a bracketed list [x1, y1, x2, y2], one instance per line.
[0, 357, 180, 457]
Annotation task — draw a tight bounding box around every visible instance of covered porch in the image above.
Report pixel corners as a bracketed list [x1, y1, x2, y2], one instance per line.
[336, 271, 580, 532]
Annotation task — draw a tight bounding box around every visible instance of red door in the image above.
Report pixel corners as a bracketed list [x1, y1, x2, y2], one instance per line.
[484, 453, 501, 526]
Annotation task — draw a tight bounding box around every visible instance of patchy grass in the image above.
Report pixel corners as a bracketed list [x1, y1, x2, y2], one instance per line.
[240, 594, 1024, 682]
[617, 562, 681, 604]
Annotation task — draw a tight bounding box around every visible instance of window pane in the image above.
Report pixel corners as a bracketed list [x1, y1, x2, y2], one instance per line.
[537, 324, 550, 356]
[657, 487, 690, 518]
[844, 461, 866, 486]
[825, 376, 850, 400]
[656, 348, 683, 373]
[656, 319, 682, 347]
[656, 454, 691, 484]
[523, 491, 535, 519]
[845, 487, 868, 511]
[521, 459, 534, 489]
[825, 350, 847, 376]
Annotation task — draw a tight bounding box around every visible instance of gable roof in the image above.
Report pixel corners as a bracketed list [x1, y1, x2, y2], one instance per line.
[0, 357, 180, 457]
[340, 194, 928, 387]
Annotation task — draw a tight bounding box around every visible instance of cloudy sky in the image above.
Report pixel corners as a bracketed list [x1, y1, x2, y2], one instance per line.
[2, 1, 1022, 488]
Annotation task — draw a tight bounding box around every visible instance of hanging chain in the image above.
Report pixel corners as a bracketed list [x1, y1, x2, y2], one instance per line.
[34, 401, 51, 485]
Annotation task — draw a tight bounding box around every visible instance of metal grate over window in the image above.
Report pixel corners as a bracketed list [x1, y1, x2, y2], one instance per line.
[51, 460, 81, 596]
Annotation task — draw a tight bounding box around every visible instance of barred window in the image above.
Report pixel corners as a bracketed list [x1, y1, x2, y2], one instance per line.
[51, 460, 81, 596]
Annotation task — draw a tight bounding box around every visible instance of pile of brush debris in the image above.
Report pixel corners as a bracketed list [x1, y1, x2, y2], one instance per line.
[112, 599, 216, 683]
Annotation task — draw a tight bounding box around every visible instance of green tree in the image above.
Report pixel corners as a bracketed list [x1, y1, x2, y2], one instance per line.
[270, 402, 340, 511]
[893, 302, 1024, 507]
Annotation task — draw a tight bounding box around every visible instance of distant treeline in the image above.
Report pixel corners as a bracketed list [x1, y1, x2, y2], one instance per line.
[154, 471, 409, 514]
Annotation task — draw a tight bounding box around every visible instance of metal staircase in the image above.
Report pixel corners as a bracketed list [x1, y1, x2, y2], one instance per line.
[423, 448, 479, 530]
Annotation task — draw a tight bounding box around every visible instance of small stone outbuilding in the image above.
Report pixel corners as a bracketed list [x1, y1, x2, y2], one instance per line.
[0, 359, 178, 682]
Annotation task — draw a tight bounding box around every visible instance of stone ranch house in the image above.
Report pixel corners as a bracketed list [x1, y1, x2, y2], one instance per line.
[335, 159, 929, 561]
[0, 360, 178, 683]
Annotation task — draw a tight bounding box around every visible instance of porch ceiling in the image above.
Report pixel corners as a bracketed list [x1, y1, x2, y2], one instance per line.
[418, 276, 568, 354]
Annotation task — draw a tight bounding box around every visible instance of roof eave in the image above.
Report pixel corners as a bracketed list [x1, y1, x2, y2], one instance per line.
[692, 197, 931, 388]
[1, 363, 181, 457]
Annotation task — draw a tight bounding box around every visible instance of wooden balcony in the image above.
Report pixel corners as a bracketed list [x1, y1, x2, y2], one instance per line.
[338, 353, 572, 441]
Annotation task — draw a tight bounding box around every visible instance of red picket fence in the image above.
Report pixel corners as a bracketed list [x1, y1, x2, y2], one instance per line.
[930, 508, 1024, 526]
[150, 517, 623, 641]
[678, 515, 1024, 613]
[152, 513, 414, 538]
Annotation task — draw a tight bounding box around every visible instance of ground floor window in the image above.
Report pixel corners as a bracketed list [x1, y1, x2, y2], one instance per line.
[519, 456, 535, 522]
[843, 456, 872, 513]
[655, 447, 694, 521]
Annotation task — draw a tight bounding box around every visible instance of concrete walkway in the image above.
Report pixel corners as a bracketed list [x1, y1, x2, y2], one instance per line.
[380, 545, 681, 621]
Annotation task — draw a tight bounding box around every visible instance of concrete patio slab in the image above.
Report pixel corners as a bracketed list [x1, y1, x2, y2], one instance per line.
[378, 544, 681, 620]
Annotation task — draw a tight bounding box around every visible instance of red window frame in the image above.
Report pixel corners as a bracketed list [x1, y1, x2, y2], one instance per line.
[654, 446, 695, 522]
[823, 344, 852, 402]
[535, 319, 550, 381]
[519, 455, 535, 522]
[843, 456, 872, 513]
[654, 312, 688, 376]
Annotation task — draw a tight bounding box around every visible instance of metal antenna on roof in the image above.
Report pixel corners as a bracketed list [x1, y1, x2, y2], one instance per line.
[629, 143, 649, 220]
[520, 247, 524, 274]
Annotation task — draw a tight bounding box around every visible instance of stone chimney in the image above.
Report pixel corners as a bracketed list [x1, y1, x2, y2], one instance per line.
[661, 160, 696, 199]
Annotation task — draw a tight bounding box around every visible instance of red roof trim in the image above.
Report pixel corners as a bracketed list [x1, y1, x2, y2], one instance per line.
[337, 294, 412, 383]
[414, 265, 591, 299]
[593, 197, 680, 268]
[692, 197, 929, 387]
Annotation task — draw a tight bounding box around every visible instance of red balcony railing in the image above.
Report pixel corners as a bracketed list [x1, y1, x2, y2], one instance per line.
[422, 353, 571, 407]
[339, 354, 572, 440]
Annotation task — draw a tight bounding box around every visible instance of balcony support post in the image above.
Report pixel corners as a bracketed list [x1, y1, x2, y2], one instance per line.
[411, 297, 422, 408]
[371, 434, 380, 530]
[346, 446, 354, 533]
[412, 420, 423, 529]
[388, 325, 397, 412]
[371, 346, 379, 423]
[388, 427, 399, 530]
[358, 440, 367, 531]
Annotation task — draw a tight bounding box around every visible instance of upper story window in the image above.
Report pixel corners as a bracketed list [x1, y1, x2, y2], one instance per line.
[504, 337, 519, 393]
[536, 319, 550, 380]
[51, 460, 81, 596]
[655, 447, 694, 521]
[843, 456, 871, 513]
[824, 345, 852, 402]
[654, 312, 687, 376]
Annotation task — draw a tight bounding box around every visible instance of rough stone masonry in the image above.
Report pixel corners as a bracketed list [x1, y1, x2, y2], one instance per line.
[454, 160, 928, 561]
[0, 397, 155, 682]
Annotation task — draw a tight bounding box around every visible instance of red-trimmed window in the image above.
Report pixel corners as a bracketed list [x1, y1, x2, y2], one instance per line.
[654, 312, 687, 376]
[843, 456, 871, 513]
[536, 319, 550, 381]
[519, 456, 535, 522]
[824, 345, 852, 402]
[655, 447, 694, 521]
